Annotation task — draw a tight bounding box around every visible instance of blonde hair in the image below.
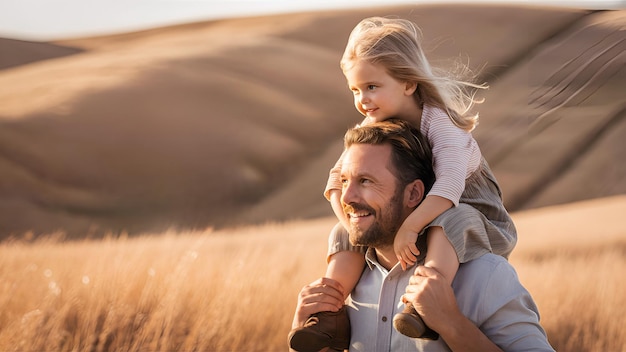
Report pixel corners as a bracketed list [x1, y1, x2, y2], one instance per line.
[340, 17, 486, 132]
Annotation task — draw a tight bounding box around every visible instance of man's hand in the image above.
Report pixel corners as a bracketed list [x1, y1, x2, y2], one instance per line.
[403, 265, 504, 351]
[401, 266, 460, 333]
[292, 277, 345, 329]
[394, 226, 420, 271]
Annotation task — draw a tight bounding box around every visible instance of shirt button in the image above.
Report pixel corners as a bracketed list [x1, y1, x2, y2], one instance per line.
[382, 316, 388, 322]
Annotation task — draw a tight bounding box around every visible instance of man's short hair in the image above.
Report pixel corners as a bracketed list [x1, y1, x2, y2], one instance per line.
[344, 118, 435, 193]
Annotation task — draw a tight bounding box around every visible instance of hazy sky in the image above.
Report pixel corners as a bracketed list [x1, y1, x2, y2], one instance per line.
[0, 0, 624, 41]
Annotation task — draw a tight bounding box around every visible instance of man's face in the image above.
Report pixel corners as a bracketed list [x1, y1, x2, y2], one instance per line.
[340, 143, 409, 248]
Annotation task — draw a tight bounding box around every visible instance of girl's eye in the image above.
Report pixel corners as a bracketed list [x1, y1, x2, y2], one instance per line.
[367, 85, 376, 90]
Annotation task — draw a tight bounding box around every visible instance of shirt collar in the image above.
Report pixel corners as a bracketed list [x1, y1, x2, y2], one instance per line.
[364, 242, 426, 273]
[364, 247, 417, 276]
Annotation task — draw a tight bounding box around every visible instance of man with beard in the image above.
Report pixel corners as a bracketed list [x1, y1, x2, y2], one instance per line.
[290, 119, 553, 351]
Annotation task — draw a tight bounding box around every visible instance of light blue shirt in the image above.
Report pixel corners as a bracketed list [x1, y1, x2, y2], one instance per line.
[347, 249, 554, 351]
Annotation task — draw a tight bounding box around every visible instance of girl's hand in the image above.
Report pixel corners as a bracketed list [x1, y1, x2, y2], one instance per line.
[394, 227, 420, 270]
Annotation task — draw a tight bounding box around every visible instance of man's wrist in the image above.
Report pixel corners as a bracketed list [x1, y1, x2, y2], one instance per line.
[435, 313, 465, 340]
[436, 314, 502, 352]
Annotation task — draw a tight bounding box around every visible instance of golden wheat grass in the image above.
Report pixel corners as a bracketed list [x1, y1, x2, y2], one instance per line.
[1, 197, 625, 351]
[512, 245, 626, 351]
[0, 220, 329, 352]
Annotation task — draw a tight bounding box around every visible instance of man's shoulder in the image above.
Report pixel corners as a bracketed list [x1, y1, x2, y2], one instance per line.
[455, 254, 519, 289]
[462, 252, 510, 268]
[453, 254, 532, 321]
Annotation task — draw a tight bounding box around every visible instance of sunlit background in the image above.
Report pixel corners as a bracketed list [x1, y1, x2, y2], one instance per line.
[0, 0, 624, 40]
[0, 2, 624, 350]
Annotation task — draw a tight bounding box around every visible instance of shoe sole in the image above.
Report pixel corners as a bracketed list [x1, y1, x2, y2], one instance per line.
[393, 313, 440, 340]
[288, 329, 332, 352]
[393, 313, 426, 338]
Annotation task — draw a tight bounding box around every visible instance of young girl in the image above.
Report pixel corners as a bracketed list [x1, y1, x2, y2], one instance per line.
[289, 17, 517, 351]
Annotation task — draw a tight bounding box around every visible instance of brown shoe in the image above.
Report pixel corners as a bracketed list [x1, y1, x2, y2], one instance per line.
[393, 303, 439, 340]
[288, 307, 350, 351]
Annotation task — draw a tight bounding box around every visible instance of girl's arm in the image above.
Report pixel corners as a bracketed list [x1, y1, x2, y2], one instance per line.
[329, 189, 350, 230]
[394, 195, 453, 270]
[394, 107, 480, 269]
[325, 148, 353, 230]
[324, 119, 370, 225]
[422, 106, 479, 208]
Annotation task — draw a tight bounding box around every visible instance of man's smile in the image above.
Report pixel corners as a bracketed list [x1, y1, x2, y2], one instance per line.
[349, 210, 371, 220]
[344, 204, 375, 225]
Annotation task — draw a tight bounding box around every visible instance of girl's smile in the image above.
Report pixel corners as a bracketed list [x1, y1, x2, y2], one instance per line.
[344, 60, 419, 122]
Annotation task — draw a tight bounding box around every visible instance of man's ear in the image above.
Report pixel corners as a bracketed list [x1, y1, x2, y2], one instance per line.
[404, 81, 418, 96]
[404, 179, 425, 208]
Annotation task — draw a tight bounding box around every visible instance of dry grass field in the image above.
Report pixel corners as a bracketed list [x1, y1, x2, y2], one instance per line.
[1, 195, 625, 351]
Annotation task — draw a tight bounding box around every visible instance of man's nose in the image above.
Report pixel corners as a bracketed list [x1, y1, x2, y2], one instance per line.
[341, 182, 358, 205]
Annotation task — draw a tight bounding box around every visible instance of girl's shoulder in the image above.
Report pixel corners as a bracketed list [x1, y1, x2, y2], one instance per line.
[421, 104, 452, 129]
[422, 104, 450, 118]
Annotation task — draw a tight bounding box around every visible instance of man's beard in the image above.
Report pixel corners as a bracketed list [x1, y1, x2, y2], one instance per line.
[345, 187, 404, 248]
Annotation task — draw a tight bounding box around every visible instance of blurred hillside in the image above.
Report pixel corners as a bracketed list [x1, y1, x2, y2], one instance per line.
[0, 4, 624, 239]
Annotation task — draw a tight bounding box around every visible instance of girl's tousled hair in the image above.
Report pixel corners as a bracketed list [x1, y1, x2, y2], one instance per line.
[340, 17, 486, 131]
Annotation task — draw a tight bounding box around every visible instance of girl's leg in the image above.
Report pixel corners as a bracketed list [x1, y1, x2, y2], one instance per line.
[325, 250, 366, 300]
[393, 226, 458, 340]
[423, 226, 459, 285]
[289, 225, 364, 351]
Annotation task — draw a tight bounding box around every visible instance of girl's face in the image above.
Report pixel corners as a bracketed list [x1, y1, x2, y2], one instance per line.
[344, 60, 418, 122]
